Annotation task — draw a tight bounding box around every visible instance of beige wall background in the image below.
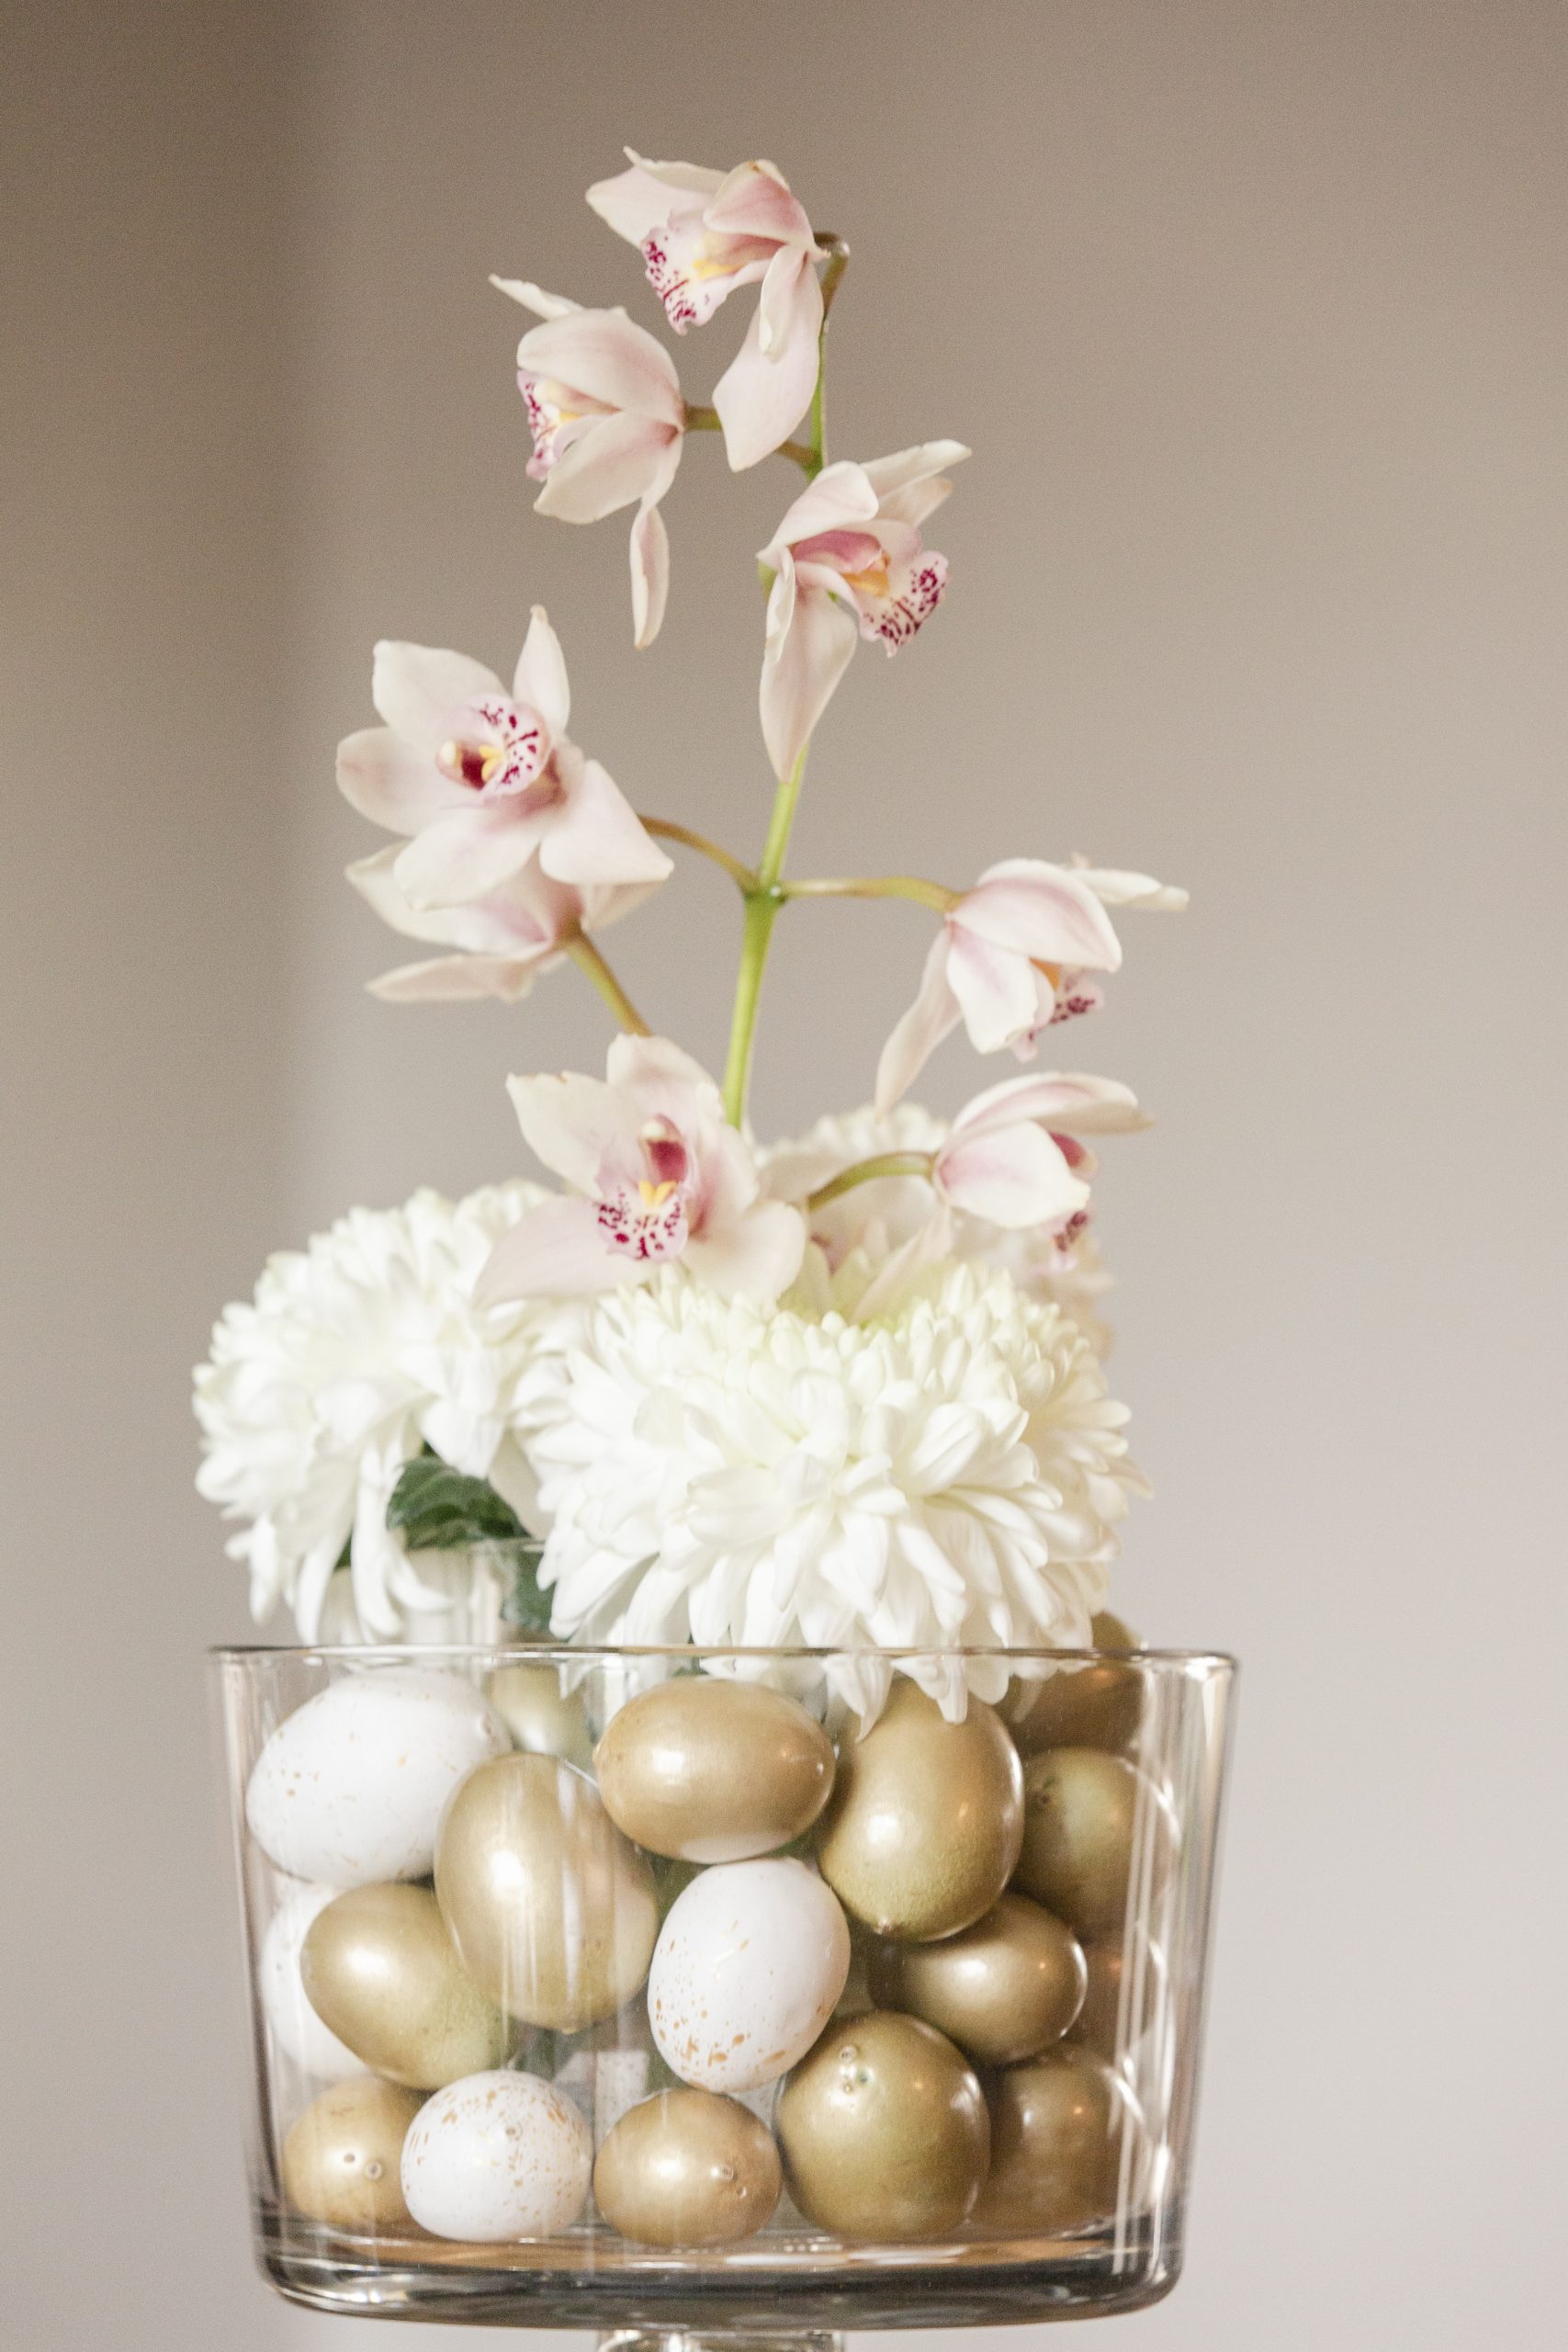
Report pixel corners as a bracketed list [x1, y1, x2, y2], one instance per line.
[5, 3, 1565, 2349]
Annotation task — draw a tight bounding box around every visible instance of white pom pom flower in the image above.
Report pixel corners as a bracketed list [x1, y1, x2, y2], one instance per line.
[519, 1258, 1146, 1715]
[194, 1182, 567, 1640]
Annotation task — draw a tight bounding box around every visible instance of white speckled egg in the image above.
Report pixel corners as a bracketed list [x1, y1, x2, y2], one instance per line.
[400, 2069, 593, 2241]
[649, 1859, 851, 2095]
[245, 1668, 510, 1886]
[259, 1883, 371, 2080]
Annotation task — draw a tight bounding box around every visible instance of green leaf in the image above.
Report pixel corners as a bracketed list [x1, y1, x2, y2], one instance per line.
[386, 1457, 526, 1551]
[500, 1542, 553, 1634]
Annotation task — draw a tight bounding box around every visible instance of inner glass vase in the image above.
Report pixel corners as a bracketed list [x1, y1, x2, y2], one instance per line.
[212, 1642, 1234, 2336]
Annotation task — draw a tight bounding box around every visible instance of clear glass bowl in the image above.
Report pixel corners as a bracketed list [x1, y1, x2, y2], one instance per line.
[212, 1643, 1234, 2346]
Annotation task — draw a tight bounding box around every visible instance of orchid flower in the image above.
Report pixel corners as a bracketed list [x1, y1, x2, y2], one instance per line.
[587, 151, 826, 471]
[933, 1072, 1152, 1229]
[491, 280, 685, 647]
[336, 607, 671, 911]
[759, 441, 968, 780]
[876, 861, 1125, 1111]
[479, 1035, 806, 1306]
[346, 845, 655, 1004]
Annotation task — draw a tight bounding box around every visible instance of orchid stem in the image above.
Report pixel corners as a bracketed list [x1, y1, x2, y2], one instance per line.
[720, 747, 808, 1126]
[642, 818, 757, 891]
[784, 874, 956, 912]
[804, 237, 850, 479]
[568, 936, 650, 1035]
[807, 1150, 934, 1212]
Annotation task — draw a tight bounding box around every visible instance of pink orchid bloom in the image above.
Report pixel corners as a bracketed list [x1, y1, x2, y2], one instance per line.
[491, 279, 685, 648]
[336, 607, 671, 912]
[346, 845, 655, 1004]
[758, 441, 968, 780]
[875, 861, 1125, 1113]
[479, 1036, 806, 1306]
[934, 1072, 1152, 1230]
[587, 151, 825, 472]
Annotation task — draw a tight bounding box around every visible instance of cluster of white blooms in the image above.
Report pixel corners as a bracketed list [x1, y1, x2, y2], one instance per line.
[194, 1183, 567, 1641]
[517, 1255, 1145, 1716]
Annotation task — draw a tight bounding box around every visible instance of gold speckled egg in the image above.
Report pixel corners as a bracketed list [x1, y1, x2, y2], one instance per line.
[777, 2009, 990, 2241]
[816, 1681, 1023, 1940]
[484, 1661, 593, 1770]
[1013, 1748, 1175, 1939]
[867, 1893, 1086, 2064]
[594, 1676, 835, 1862]
[434, 1753, 659, 2030]
[971, 2045, 1145, 2235]
[300, 1882, 521, 2090]
[280, 2076, 424, 2231]
[593, 2088, 782, 2246]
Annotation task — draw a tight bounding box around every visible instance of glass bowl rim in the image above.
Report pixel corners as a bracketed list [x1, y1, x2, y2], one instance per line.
[209, 1639, 1236, 1671]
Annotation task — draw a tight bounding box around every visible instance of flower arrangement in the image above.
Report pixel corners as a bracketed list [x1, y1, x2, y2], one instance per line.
[196, 148, 1186, 1707]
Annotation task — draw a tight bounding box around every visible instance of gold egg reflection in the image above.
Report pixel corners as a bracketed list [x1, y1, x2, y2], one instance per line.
[593, 2087, 782, 2246]
[816, 1681, 1023, 1940]
[1014, 1747, 1175, 1939]
[868, 1892, 1086, 2064]
[280, 2077, 423, 2231]
[434, 1752, 659, 2030]
[972, 2045, 1145, 2235]
[777, 2009, 990, 2241]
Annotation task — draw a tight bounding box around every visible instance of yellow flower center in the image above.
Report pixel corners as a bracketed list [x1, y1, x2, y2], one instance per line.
[841, 553, 891, 599]
[637, 1179, 678, 1208]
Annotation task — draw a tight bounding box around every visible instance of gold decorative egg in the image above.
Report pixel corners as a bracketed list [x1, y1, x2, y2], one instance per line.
[816, 1681, 1023, 1940]
[434, 1753, 659, 2030]
[300, 1882, 521, 2090]
[594, 1676, 835, 1862]
[1013, 1748, 1175, 1939]
[484, 1661, 593, 1770]
[867, 1892, 1086, 2064]
[971, 2045, 1145, 2235]
[280, 2077, 424, 2231]
[776, 2009, 989, 2241]
[593, 2088, 782, 2246]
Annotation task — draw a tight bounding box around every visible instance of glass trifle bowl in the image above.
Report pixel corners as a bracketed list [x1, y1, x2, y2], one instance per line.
[212, 1640, 1234, 2346]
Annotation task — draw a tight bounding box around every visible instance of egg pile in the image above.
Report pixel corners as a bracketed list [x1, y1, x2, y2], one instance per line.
[246, 1627, 1173, 2254]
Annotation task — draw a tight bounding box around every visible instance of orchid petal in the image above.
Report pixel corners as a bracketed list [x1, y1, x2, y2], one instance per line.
[535, 411, 679, 523]
[960, 860, 1123, 970]
[683, 1199, 806, 1303]
[631, 494, 671, 649]
[703, 157, 816, 249]
[505, 1070, 637, 1192]
[604, 1032, 725, 1116]
[368, 952, 550, 1003]
[935, 1125, 1090, 1229]
[762, 459, 879, 562]
[950, 1069, 1149, 1142]
[489, 277, 581, 321]
[946, 923, 1043, 1052]
[478, 1195, 641, 1305]
[517, 307, 682, 423]
[336, 726, 467, 836]
[512, 606, 570, 739]
[760, 578, 860, 780]
[586, 156, 717, 245]
[371, 641, 505, 755]
[1072, 861, 1190, 911]
[391, 805, 539, 910]
[536, 758, 672, 887]
[714, 251, 823, 470]
[874, 931, 964, 1111]
[861, 440, 972, 526]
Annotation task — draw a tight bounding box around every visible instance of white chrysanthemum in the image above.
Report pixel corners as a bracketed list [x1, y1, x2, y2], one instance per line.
[195, 1182, 566, 1640]
[519, 1258, 1146, 1715]
[763, 1102, 1121, 1355]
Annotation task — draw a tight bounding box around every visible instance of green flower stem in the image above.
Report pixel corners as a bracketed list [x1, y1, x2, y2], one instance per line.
[568, 935, 651, 1035]
[720, 747, 808, 1126]
[804, 238, 851, 478]
[641, 817, 757, 891]
[783, 873, 957, 912]
[806, 1150, 934, 1212]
